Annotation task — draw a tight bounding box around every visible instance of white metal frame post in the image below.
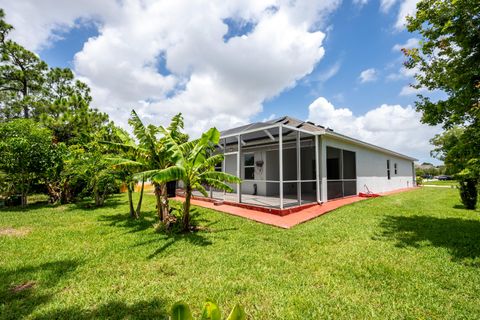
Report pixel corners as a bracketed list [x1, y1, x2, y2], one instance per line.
[315, 135, 321, 203]
[296, 131, 301, 205]
[237, 135, 241, 203]
[279, 125, 284, 209]
[320, 135, 328, 202]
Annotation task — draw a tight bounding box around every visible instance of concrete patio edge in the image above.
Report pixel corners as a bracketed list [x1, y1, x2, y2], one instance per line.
[173, 187, 419, 229]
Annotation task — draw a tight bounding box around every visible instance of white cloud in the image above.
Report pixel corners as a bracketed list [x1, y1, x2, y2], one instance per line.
[395, 0, 419, 30]
[359, 68, 377, 83]
[0, 1, 118, 50]
[380, 0, 398, 13]
[392, 37, 419, 52]
[353, 0, 369, 7]
[315, 61, 342, 82]
[307, 96, 441, 161]
[399, 84, 427, 96]
[386, 65, 418, 81]
[380, 0, 419, 30]
[0, 0, 341, 137]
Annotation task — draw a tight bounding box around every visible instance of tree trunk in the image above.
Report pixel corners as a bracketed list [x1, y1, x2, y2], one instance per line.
[159, 183, 170, 222]
[135, 177, 145, 218]
[154, 183, 163, 221]
[46, 182, 62, 204]
[127, 184, 135, 218]
[22, 83, 29, 118]
[182, 185, 192, 231]
[21, 193, 27, 207]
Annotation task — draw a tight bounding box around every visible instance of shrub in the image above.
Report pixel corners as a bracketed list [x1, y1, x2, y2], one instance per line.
[415, 176, 423, 186]
[458, 178, 478, 210]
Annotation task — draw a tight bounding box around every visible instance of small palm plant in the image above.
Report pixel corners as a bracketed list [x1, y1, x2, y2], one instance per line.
[159, 127, 241, 231]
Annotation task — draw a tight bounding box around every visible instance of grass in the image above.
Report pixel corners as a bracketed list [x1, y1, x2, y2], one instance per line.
[423, 180, 458, 187]
[1, 188, 479, 319]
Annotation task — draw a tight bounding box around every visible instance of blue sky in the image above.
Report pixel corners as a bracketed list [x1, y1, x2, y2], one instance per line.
[262, 1, 421, 120]
[2, 0, 442, 164]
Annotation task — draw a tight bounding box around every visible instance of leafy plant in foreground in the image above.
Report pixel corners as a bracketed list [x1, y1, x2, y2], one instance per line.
[171, 301, 245, 320]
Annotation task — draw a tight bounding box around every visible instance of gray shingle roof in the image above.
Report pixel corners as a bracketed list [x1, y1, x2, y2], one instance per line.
[220, 116, 328, 137]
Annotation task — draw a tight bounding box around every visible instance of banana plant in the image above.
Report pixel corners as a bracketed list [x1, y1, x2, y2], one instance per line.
[171, 301, 246, 320]
[101, 128, 146, 218]
[130, 110, 188, 222]
[157, 127, 241, 231]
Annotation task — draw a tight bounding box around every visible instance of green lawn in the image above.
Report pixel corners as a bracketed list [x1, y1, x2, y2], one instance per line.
[422, 180, 458, 187]
[1, 188, 479, 319]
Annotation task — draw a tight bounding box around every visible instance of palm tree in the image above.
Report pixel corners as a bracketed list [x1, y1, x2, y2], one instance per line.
[158, 127, 241, 231]
[129, 110, 187, 221]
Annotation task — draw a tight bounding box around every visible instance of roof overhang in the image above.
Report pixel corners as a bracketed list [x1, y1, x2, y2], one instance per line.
[218, 116, 417, 162]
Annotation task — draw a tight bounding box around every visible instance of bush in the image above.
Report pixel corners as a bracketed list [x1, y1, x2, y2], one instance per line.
[416, 176, 423, 186]
[458, 178, 478, 210]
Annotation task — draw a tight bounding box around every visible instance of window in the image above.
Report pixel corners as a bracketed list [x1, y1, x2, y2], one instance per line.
[394, 163, 398, 175]
[215, 162, 222, 172]
[387, 160, 391, 180]
[244, 153, 255, 180]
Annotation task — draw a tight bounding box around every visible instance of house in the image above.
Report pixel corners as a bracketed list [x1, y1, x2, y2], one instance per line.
[196, 116, 417, 211]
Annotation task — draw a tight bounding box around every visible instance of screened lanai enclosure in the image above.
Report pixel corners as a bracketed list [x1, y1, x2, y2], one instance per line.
[191, 117, 358, 209]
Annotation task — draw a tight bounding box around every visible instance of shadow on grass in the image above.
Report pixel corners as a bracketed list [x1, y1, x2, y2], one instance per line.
[32, 298, 168, 320]
[0, 202, 60, 213]
[66, 196, 125, 211]
[145, 231, 214, 259]
[98, 210, 157, 234]
[380, 215, 480, 266]
[139, 210, 238, 259]
[0, 259, 81, 319]
[1, 195, 125, 213]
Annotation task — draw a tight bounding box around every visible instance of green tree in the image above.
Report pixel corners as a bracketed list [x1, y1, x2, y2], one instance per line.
[0, 9, 48, 119]
[159, 127, 241, 231]
[404, 0, 479, 128]
[37, 68, 110, 145]
[65, 142, 119, 207]
[404, 0, 480, 209]
[0, 10, 110, 146]
[0, 119, 56, 206]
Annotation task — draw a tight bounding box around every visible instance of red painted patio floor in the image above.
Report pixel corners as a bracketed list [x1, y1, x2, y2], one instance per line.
[174, 187, 418, 229]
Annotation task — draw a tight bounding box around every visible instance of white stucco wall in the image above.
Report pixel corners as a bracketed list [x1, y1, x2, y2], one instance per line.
[322, 136, 415, 194]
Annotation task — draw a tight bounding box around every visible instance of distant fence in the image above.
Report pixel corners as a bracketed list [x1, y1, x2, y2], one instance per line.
[119, 182, 155, 193]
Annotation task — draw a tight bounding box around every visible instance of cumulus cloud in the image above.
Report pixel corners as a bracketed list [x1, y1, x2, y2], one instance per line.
[0, 1, 117, 50]
[0, 0, 341, 136]
[359, 68, 377, 83]
[307, 96, 441, 161]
